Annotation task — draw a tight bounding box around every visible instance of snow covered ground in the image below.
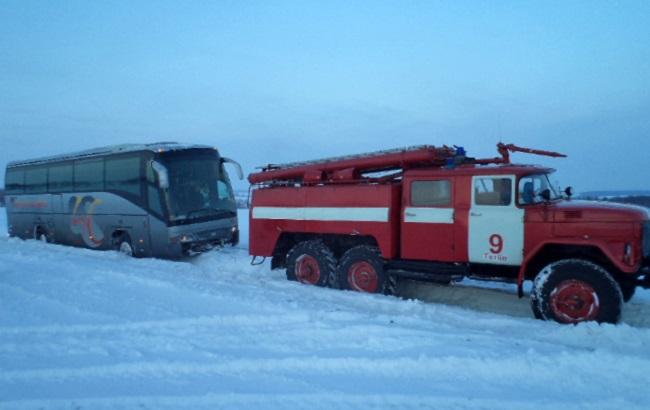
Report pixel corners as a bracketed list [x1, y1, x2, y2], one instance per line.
[2, 209, 650, 409]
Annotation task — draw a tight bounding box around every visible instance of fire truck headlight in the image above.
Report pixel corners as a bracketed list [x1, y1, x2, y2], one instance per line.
[624, 243, 633, 265]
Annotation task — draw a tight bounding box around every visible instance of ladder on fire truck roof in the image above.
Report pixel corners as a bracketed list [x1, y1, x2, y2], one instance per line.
[248, 143, 566, 185]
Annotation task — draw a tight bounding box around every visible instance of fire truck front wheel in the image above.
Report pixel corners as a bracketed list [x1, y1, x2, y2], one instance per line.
[337, 245, 396, 295]
[532, 259, 623, 324]
[285, 240, 336, 287]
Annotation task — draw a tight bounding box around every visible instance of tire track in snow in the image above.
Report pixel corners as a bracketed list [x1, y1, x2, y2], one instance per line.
[0, 313, 313, 336]
[3, 353, 648, 386]
[0, 282, 119, 324]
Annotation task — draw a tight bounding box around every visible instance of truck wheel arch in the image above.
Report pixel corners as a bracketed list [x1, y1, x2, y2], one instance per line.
[523, 243, 617, 281]
[519, 241, 634, 300]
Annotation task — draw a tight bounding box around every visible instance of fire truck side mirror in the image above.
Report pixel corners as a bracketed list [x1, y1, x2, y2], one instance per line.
[564, 186, 573, 198]
[222, 157, 244, 180]
[540, 189, 551, 202]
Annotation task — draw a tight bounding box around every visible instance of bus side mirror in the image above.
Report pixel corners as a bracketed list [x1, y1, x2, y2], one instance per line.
[222, 157, 244, 180]
[150, 161, 169, 189]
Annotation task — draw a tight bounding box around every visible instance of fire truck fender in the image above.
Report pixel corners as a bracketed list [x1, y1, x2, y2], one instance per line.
[517, 239, 636, 298]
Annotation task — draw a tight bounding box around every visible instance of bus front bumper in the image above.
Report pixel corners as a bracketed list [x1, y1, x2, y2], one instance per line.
[168, 226, 239, 257]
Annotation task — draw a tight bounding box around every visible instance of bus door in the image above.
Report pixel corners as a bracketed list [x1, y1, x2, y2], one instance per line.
[50, 193, 65, 242]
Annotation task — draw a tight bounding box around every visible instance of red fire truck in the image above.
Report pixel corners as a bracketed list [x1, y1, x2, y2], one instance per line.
[248, 143, 650, 324]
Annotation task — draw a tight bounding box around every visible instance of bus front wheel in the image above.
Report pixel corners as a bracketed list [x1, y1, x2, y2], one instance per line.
[113, 233, 134, 257]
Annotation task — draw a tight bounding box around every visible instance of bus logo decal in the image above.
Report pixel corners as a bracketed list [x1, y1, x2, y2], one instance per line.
[69, 196, 104, 248]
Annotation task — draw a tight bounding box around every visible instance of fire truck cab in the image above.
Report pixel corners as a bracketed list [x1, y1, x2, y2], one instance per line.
[249, 144, 650, 324]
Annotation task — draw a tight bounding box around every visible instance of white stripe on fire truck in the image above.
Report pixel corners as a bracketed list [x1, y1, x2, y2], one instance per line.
[252, 207, 390, 222]
[403, 207, 455, 224]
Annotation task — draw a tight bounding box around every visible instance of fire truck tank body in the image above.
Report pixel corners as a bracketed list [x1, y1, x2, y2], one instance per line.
[250, 184, 401, 258]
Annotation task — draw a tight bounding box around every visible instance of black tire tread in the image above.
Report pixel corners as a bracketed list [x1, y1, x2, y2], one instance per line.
[532, 259, 623, 324]
[337, 245, 395, 295]
[618, 280, 636, 303]
[285, 240, 336, 287]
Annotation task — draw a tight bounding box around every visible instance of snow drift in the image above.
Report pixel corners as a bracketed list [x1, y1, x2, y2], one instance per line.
[1, 210, 650, 409]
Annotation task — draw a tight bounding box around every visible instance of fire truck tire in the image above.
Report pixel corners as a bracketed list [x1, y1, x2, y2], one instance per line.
[529, 290, 543, 320]
[285, 240, 336, 287]
[337, 245, 395, 295]
[618, 281, 636, 303]
[532, 259, 623, 324]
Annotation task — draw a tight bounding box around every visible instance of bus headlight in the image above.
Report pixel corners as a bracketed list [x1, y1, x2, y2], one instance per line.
[170, 234, 195, 244]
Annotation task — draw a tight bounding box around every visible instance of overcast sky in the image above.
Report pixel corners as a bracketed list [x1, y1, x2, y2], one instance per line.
[1, 1, 649, 192]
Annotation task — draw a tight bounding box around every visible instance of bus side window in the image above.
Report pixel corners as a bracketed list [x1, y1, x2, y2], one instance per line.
[148, 187, 163, 216]
[74, 159, 104, 192]
[24, 166, 48, 194]
[5, 168, 25, 194]
[48, 163, 73, 193]
[105, 156, 140, 197]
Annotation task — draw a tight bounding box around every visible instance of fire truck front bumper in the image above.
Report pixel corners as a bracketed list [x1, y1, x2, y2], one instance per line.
[641, 222, 650, 287]
[639, 257, 650, 288]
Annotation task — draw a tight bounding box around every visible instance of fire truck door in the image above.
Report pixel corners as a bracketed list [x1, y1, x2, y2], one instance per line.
[401, 178, 455, 261]
[469, 175, 523, 266]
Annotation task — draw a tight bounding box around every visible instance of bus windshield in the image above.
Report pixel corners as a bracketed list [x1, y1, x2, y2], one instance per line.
[158, 149, 236, 223]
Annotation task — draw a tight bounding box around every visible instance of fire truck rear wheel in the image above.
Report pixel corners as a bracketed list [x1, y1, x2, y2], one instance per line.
[532, 259, 623, 324]
[285, 240, 336, 287]
[337, 245, 396, 295]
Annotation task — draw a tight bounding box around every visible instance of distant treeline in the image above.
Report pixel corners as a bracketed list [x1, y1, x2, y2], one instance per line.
[604, 196, 650, 209]
[581, 195, 650, 209]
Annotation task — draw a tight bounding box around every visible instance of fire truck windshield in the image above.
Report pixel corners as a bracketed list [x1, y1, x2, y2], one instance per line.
[159, 149, 236, 224]
[518, 173, 560, 205]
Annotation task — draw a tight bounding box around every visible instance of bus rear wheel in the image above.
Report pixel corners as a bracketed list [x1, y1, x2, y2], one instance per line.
[34, 226, 49, 243]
